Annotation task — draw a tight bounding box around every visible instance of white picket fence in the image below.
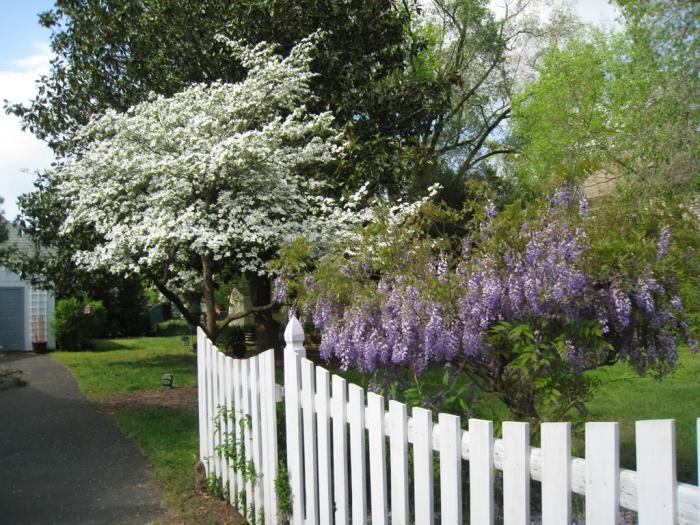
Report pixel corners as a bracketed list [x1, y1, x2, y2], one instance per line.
[198, 316, 700, 524]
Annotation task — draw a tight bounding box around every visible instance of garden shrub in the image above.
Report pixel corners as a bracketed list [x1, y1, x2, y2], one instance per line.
[52, 298, 107, 350]
[152, 319, 194, 337]
[217, 325, 247, 358]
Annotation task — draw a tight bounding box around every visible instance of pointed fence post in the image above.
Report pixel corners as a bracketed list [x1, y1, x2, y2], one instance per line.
[284, 316, 306, 525]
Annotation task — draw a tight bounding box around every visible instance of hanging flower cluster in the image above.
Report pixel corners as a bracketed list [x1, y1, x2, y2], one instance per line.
[287, 187, 696, 380]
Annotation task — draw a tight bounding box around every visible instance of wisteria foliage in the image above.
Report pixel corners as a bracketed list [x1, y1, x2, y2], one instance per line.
[286, 188, 696, 393]
[56, 34, 367, 288]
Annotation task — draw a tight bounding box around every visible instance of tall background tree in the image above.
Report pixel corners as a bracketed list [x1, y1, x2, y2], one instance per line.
[6, 0, 550, 342]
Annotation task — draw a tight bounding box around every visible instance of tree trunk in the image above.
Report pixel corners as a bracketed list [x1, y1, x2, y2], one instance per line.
[201, 253, 218, 341]
[246, 272, 281, 353]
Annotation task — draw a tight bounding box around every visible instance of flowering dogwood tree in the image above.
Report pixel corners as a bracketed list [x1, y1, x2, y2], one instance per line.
[55, 34, 363, 342]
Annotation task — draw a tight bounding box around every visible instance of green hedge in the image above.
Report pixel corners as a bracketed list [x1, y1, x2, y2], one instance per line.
[52, 298, 107, 350]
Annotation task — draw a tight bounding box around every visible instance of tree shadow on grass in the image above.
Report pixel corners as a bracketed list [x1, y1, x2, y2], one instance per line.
[88, 340, 130, 351]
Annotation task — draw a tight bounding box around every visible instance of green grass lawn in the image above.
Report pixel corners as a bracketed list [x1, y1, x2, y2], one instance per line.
[114, 407, 200, 516]
[586, 347, 699, 484]
[53, 336, 197, 397]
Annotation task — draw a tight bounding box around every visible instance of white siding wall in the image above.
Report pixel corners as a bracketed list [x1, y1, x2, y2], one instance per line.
[0, 221, 55, 351]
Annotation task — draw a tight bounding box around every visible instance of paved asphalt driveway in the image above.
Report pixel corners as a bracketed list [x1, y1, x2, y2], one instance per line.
[0, 353, 164, 525]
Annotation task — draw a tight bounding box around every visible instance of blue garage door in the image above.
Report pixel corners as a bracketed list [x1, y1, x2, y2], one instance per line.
[0, 288, 25, 351]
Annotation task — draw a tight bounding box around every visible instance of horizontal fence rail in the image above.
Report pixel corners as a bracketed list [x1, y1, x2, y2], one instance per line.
[198, 318, 700, 525]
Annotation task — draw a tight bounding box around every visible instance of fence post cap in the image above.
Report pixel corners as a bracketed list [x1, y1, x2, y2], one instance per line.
[284, 315, 305, 346]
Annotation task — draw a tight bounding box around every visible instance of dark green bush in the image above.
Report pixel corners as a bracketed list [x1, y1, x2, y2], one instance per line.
[217, 325, 246, 357]
[152, 319, 195, 337]
[52, 298, 107, 350]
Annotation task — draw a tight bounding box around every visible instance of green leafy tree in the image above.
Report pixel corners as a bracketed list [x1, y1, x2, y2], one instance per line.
[510, 4, 699, 196]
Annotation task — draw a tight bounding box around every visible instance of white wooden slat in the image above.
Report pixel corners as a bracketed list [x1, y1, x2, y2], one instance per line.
[284, 344, 305, 525]
[302, 358, 319, 525]
[260, 350, 278, 524]
[413, 407, 434, 525]
[249, 356, 264, 519]
[241, 358, 253, 520]
[258, 354, 271, 522]
[316, 367, 333, 525]
[209, 344, 221, 477]
[389, 400, 409, 525]
[348, 383, 367, 525]
[196, 328, 207, 464]
[636, 419, 676, 525]
[202, 341, 210, 472]
[232, 358, 244, 509]
[367, 392, 388, 525]
[541, 422, 571, 525]
[502, 422, 530, 525]
[284, 318, 306, 525]
[206, 341, 216, 474]
[585, 422, 619, 525]
[216, 351, 227, 492]
[439, 413, 462, 524]
[266, 351, 279, 524]
[332, 374, 349, 525]
[224, 356, 236, 505]
[469, 418, 494, 525]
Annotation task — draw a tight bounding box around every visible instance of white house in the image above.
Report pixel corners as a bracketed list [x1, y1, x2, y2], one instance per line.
[0, 219, 55, 351]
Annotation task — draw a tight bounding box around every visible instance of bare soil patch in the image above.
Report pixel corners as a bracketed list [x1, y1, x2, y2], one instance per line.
[160, 492, 243, 525]
[97, 386, 197, 411]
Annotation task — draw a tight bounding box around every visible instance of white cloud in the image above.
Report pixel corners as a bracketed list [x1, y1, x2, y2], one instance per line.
[0, 41, 54, 220]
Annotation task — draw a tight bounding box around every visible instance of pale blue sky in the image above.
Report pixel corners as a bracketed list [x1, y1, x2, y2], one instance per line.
[0, 1, 54, 69]
[0, 0, 620, 220]
[0, 0, 54, 220]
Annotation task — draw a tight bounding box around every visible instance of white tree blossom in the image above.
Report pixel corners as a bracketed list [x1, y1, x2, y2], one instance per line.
[55, 34, 365, 339]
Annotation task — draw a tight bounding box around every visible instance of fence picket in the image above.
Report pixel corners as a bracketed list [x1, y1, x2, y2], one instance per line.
[206, 341, 215, 474]
[389, 400, 409, 525]
[439, 413, 462, 524]
[241, 359, 254, 520]
[332, 375, 349, 525]
[636, 419, 676, 524]
[260, 350, 278, 524]
[348, 383, 367, 525]
[249, 357, 264, 519]
[316, 367, 333, 525]
[585, 422, 619, 525]
[197, 328, 207, 465]
[502, 422, 530, 525]
[284, 317, 306, 525]
[469, 418, 494, 525]
[232, 358, 244, 510]
[413, 407, 434, 525]
[302, 359, 319, 525]
[216, 351, 227, 493]
[224, 355, 235, 503]
[541, 422, 571, 525]
[367, 392, 388, 525]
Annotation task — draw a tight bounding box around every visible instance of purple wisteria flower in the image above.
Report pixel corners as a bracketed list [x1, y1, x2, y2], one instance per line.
[657, 225, 671, 260]
[302, 186, 693, 382]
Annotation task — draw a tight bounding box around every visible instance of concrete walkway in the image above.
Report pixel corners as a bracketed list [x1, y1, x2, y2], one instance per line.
[0, 353, 164, 525]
